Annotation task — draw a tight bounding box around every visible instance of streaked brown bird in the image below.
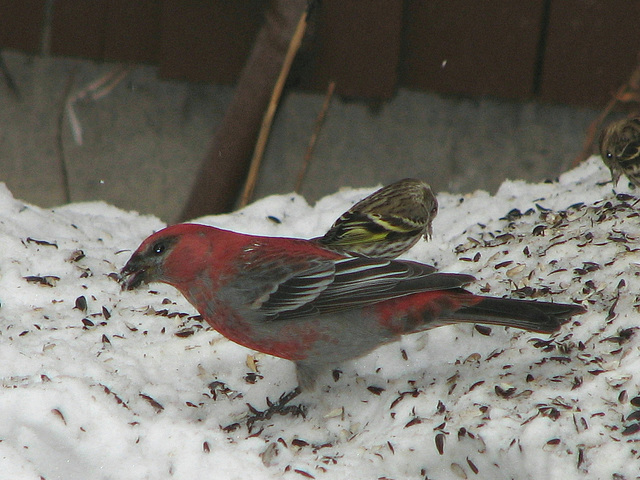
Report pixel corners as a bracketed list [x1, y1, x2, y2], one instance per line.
[314, 178, 438, 258]
[599, 116, 640, 188]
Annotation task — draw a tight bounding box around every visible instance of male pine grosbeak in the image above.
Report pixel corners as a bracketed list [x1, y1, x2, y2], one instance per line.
[599, 116, 640, 188]
[121, 224, 584, 390]
[314, 178, 438, 258]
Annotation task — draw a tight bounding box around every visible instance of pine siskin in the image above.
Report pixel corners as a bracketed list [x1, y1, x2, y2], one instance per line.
[599, 116, 640, 188]
[314, 178, 438, 258]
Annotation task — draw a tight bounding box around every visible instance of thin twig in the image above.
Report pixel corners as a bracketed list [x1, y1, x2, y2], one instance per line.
[238, 8, 309, 208]
[295, 81, 336, 193]
[66, 65, 132, 145]
[0, 53, 22, 100]
[57, 70, 77, 204]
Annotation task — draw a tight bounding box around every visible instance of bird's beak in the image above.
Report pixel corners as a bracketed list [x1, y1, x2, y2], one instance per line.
[119, 254, 150, 291]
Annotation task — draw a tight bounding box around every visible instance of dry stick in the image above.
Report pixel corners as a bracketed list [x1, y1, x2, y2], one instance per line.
[66, 65, 132, 145]
[0, 53, 22, 100]
[238, 9, 308, 208]
[295, 81, 336, 193]
[56, 71, 77, 204]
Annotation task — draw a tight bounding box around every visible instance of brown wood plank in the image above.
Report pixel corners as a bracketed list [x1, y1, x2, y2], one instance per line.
[50, 0, 108, 59]
[401, 0, 545, 99]
[158, 0, 264, 83]
[104, 0, 161, 64]
[539, 0, 640, 107]
[298, 0, 403, 99]
[0, 0, 47, 53]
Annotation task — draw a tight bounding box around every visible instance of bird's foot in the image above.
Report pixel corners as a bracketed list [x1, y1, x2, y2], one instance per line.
[246, 387, 305, 430]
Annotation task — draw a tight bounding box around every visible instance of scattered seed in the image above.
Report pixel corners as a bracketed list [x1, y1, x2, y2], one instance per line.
[607, 295, 620, 321]
[468, 381, 484, 393]
[294, 469, 315, 479]
[68, 249, 85, 262]
[246, 354, 259, 373]
[494, 260, 513, 269]
[486, 349, 504, 361]
[539, 406, 560, 420]
[367, 386, 385, 395]
[495, 384, 516, 398]
[464, 353, 481, 363]
[577, 447, 585, 469]
[24, 275, 60, 287]
[485, 233, 514, 247]
[26, 237, 58, 248]
[390, 388, 420, 409]
[139, 393, 164, 413]
[175, 328, 195, 338]
[572, 376, 583, 390]
[74, 296, 87, 311]
[260, 442, 278, 467]
[627, 411, 640, 422]
[506, 264, 526, 277]
[532, 225, 547, 236]
[435, 433, 445, 454]
[450, 462, 467, 479]
[244, 372, 263, 384]
[474, 325, 492, 336]
[405, 417, 422, 428]
[222, 423, 240, 433]
[467, 457, 479, 474]
[324, 407, 344, 419]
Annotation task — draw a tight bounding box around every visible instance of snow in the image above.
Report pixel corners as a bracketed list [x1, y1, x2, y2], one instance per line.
[1, 157, 640, 480]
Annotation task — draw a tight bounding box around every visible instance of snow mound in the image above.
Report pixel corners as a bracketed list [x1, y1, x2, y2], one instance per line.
[1, 157, 639, 479]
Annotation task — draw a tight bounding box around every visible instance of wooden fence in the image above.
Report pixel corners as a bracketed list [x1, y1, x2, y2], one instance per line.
[1, 0, 639, 107]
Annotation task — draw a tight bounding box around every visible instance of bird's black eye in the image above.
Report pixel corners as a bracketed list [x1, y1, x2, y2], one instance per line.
[152, 241, 166, 255]
[606, 153, 613, 159]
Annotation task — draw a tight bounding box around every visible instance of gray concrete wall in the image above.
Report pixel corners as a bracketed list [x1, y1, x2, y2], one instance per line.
[1, 51, 598, 222]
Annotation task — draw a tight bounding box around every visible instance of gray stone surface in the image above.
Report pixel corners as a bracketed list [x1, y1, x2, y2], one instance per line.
[0, 50, 599, 222]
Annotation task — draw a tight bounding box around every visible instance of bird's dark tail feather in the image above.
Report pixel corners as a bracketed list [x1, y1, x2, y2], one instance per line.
[450, 297, 585, 334]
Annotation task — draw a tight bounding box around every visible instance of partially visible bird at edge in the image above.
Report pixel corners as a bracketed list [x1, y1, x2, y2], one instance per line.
[599, 116, 640, 189]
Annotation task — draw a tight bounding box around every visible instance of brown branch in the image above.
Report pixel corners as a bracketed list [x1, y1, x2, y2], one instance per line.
[0, 53, 22, 100]
[178, 0, 308, 221]
[295, 80, 336, 193]
[238, 8, 309, 208]
[56, 70, 77, 204]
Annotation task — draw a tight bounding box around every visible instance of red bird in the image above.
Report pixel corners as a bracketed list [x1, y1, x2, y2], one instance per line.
[121, 223, 585, 390]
